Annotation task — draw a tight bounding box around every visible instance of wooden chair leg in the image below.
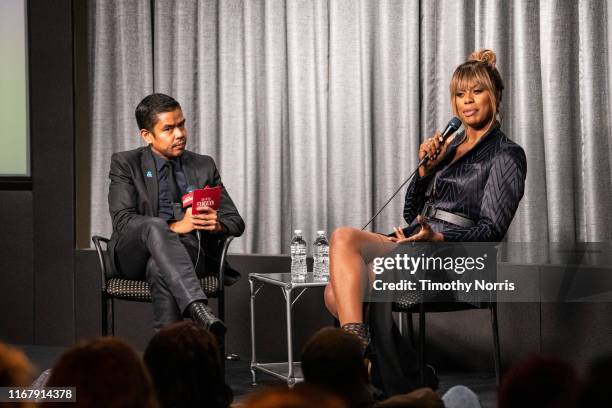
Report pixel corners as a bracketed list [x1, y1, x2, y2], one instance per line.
[490, 303, 502, 386]
[101, 293, 108, 336]
[407, 311, 415, 347]
[218, 288, 225, 323]
[218, 290, 226, 379]
[108, 298, 115, 336]
[419, 303, 426, 386]
[219, 334, 226, 380]
[397, 311, 404, 335]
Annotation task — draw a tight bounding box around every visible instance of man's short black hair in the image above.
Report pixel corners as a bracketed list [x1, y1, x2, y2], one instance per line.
[135, 93, 181, 131]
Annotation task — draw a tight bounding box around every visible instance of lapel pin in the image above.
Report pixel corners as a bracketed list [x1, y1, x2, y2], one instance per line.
[146, 170, 153, 178]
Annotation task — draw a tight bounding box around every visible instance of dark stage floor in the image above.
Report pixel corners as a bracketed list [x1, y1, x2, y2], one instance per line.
[16, 345, 497, 407]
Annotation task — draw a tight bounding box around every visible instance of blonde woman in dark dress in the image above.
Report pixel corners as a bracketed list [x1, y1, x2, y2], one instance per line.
[324, 49, 527, 396]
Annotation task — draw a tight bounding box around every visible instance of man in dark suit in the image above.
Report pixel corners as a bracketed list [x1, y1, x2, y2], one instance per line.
[107, 93, 245, 337]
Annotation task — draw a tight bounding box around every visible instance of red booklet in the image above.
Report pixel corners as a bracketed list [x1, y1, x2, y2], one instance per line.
[181, 186, 222, 214]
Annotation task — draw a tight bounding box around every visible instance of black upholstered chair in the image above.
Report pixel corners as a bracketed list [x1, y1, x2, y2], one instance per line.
[393, 295, 501, 387]
[92, 235, 234, 366]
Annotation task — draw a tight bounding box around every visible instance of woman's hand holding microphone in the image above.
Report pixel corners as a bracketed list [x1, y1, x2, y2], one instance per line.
[418, 131, 451, 177]
[387, 131, 452, 242]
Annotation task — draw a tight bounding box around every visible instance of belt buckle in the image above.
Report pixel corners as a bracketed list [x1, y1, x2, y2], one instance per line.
[422, 203, 435, 219]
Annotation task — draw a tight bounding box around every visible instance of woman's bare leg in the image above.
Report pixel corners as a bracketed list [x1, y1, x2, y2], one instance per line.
[324, 284, 338, 318]
[326, 227, 394, 326]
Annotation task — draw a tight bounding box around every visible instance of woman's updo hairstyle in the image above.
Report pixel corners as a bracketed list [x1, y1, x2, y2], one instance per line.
[450, 49, 505, 122]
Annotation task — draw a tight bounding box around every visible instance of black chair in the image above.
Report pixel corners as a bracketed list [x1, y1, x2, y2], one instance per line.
[393, 296, 501, 387]
[92, 235, 234, 368]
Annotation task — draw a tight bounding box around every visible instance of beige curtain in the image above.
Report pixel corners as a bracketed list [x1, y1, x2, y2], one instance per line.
[89, 0, 612, 255]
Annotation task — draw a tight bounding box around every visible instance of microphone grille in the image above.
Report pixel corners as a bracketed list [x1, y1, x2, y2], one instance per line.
[449, 117, 461, 130]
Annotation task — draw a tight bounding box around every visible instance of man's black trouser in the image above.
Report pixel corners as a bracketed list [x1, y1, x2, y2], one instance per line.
[113, 217, 217, 329]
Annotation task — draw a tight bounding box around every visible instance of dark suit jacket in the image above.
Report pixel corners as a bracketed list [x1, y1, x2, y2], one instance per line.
[107, 145, 245, 283]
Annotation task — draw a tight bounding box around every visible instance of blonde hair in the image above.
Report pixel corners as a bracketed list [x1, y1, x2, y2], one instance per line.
[449, 49, 504, 123]
[0, 342, 35, 408]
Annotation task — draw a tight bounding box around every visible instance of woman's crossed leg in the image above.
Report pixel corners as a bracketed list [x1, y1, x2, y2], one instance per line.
[324, 227, 395, 346]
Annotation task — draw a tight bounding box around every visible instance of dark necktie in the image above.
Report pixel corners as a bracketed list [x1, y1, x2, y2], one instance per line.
[166, 160, 179, 203]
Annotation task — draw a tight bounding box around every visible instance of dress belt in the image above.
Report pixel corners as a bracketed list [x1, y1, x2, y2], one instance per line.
[421, 203, 475, 228]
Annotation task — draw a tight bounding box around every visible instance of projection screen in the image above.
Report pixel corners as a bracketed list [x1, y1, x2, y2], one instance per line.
[0, 0, 29, 176]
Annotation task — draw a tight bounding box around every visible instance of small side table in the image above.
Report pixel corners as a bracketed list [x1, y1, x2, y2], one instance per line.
[249, 272, 328, 386]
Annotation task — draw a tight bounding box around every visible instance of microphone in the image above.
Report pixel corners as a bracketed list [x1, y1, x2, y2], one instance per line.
[419, 117, 462, 165]
[361, 117, 462, 231]
[181, 185, 198, 208]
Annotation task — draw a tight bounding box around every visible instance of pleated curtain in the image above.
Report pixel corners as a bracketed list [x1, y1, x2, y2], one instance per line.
[89, 0, 612, 256]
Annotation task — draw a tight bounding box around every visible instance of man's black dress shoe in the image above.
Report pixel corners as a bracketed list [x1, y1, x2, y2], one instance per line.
[187, 302, 227, 339]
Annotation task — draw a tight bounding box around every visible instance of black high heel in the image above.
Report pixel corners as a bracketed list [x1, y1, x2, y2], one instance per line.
[341, 322, 370, 352]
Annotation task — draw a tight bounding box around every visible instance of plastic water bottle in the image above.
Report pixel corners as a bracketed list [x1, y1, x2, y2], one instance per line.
[290, 230, 307, 280]
[313, 230, 329, 280]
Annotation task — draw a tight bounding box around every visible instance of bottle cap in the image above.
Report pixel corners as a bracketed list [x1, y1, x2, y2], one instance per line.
[317, 230, 326, 235]
[294, 229, 302, 235]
